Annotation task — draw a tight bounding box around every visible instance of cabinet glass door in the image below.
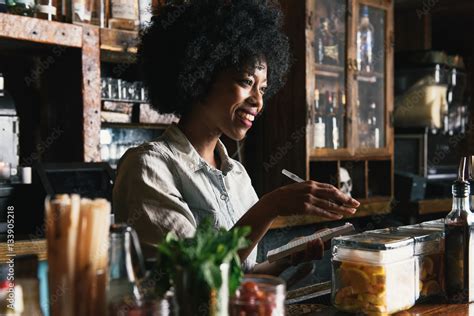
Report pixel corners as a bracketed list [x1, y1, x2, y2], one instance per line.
[312, 0, 348, 150]
[354, 3, 386, 149]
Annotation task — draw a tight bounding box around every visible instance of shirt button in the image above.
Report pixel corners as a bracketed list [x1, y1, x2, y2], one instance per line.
[220, 193, 228, 201]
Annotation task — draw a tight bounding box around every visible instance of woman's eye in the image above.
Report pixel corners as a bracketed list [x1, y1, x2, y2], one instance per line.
[240, 79, 253, 86]
[260, 87, 267, 95]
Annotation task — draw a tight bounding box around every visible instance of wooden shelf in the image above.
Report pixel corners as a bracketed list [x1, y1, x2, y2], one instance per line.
[0, 13, 82, 48]
[356, 71, 384, 83]
[100, 28, 138, 63]
[0, 239, 47, 262]
[309, 147, 391, 161]
[314, 63, 344, 78]
[270, 198, 392, 229]
[101, 122, 170, 130]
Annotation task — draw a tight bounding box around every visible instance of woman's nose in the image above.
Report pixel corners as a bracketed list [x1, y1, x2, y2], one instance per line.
[248, 89, 264, 112]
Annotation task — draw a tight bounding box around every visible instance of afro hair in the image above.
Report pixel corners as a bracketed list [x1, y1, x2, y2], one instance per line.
[137, 0, 291, 115]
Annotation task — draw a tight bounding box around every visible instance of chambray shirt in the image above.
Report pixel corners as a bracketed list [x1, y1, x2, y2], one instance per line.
[113, 124, 259, 270]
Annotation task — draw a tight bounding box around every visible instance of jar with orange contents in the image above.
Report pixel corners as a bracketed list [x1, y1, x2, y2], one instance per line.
[331, 234, 417, 315]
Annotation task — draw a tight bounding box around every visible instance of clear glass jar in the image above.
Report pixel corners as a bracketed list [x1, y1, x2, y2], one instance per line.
[229, 274, 285, 316]
[173, 263, 229, 316]
[367, 227, 445, 300]
[332, 234, 416, 315]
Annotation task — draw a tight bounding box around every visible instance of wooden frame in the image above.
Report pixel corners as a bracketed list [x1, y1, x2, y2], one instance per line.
[0, 13, 140, 163]
[244, 0, 395, 229]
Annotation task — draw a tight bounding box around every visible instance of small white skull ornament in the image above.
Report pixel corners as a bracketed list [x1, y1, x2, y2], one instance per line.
[339, 167, 352, 197]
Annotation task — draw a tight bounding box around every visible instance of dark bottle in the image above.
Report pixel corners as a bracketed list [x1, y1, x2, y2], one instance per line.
[0, 0, 6, 13]
[320, 18, 339, 65]
[445, 177, 474, 303]
[315, 18, 325, 64]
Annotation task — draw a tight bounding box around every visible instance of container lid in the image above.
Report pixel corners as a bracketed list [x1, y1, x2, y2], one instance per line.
[333, 233, 413, 250]
[367, 227, 443, 241]
[332, 233, 414, 264]
[366, 227, 443, 255]
[420, 218, 445, 230]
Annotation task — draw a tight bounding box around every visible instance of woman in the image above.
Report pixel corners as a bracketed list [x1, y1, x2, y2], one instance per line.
[113, 0, 359, 276]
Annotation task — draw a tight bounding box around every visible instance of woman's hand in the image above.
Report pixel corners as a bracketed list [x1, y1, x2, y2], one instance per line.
[289, 228, 331, 266]
[262, 181, 360, 220]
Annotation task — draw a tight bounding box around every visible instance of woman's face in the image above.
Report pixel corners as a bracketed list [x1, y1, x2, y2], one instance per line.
[198, 61, 268, 141]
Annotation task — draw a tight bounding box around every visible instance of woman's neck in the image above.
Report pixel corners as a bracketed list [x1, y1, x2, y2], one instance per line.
[178, 111, 222, 169]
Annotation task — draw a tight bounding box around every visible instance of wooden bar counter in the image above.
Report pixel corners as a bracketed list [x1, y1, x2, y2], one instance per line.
[287, 303, 474, 315]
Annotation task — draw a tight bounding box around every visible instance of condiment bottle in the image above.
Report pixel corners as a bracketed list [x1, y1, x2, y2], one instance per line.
[445, 157, 474, 303]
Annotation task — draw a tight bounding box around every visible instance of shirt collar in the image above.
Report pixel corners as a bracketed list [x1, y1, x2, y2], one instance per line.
[162, 123, 240, 175]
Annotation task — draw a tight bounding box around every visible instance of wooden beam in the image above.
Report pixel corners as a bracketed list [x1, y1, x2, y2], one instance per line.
[82, 26, 101, 162]
[0, 13, 82, 48]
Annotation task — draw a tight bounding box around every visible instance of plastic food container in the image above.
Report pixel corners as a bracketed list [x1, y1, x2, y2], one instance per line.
[331, 234, 417, 315]
[229, 275, 285, 316]
[419, 219, 445, 230]
[367, 227, 445, 300]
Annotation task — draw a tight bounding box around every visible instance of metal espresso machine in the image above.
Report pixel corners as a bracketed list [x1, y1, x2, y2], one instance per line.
[0, 72, 21, 239]
[394, 51, 470, 201]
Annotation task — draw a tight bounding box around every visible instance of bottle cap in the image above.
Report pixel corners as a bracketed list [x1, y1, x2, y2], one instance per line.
[362, 5, 369, 17]
[452, 180, 470, 198]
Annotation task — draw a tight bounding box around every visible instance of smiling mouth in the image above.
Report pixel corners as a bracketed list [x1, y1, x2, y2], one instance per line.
[236, 110, 255, 122]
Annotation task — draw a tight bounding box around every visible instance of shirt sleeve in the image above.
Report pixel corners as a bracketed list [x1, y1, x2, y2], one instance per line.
[113, 145, 197, 256]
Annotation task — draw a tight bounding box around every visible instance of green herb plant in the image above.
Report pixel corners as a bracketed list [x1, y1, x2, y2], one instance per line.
[154, 218, 250, 315]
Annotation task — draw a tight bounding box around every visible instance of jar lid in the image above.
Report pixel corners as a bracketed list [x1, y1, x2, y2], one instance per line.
[332, 233, 413, 251]
[332, 233, 414, 264]
[366, 227, 443, 255]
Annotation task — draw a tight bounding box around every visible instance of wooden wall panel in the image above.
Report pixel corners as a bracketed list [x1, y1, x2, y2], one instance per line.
[82, 26, 101, 162]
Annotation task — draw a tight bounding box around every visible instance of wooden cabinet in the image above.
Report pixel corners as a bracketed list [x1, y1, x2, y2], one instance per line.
[245, 0, 394, 227]
[0, 13, 168, 166]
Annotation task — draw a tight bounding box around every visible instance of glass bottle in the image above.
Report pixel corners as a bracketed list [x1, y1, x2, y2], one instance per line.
[325, 91, 334, 148]
[108, 224, 146, 315]
[470, 156, 474, 212]
[357, 5, 374, 73]
[445, 161, 474, 303]
[313, 89, 326, 149]
[35, 0, 57, 21]
[367, 102, 379, 148]
[320, 18, 339, 65]
[339, 91, 346, 147]
[331, 92, 339, 149]
[315, 18, 325, 64]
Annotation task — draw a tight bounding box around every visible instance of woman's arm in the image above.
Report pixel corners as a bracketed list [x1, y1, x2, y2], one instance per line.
[233, 181, 359, 270]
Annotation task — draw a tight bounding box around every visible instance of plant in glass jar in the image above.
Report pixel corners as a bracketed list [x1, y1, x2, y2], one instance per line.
[153, 219, 250, 316]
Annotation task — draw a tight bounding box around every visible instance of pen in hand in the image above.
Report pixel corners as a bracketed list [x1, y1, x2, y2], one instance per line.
[281, 169, 304, 183]
[281, 169, 360, 211]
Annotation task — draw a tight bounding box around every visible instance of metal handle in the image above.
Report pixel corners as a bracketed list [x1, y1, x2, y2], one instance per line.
[128, 226, 147, 278]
